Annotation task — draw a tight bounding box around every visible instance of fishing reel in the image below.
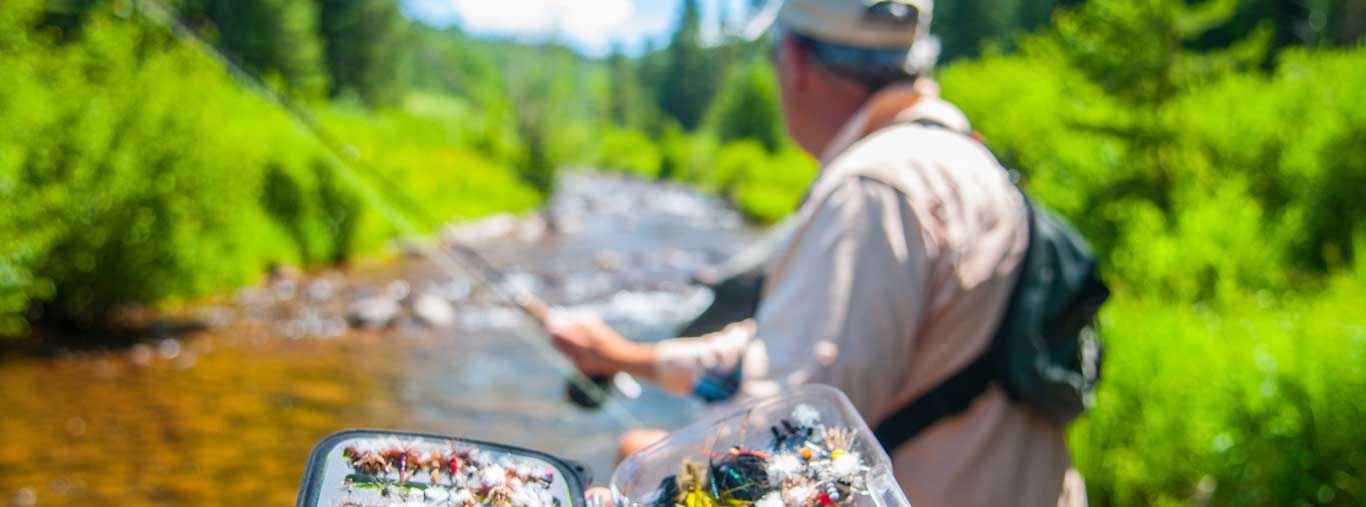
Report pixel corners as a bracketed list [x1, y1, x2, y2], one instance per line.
[566, 371, 642, 410]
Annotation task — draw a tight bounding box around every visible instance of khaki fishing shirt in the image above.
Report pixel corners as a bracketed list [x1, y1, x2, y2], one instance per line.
[652, 83, 1078, 507]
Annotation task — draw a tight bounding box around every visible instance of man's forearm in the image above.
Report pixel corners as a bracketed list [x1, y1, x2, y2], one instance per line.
[648, 321, 757, 396]
[609, 340, 660, 383]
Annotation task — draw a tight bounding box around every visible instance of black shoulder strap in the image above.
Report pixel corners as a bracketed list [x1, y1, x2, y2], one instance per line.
[872, 350, 996, 454]
[873, 196, 1040, 454]
[870, 117, 1022, 454]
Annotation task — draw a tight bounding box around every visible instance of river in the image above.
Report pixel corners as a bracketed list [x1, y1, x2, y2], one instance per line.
[0, 173, 766, 506]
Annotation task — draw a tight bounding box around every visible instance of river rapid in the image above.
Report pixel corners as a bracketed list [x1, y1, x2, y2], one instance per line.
[0, 173, 766, 506]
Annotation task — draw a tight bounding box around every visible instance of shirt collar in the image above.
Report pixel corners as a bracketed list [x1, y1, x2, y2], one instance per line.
[817, 78, 971, 166]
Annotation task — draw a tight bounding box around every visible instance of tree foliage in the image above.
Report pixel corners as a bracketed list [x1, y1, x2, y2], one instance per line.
[178, 0, 328, 96]
[0, 0, 540, 332]
[705, 59, 785, 153]
[316, 0, 404, 106]
[656, 0, 722, 129]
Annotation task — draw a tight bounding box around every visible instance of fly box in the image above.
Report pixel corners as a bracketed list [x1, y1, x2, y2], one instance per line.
[611, 384, 911, 507]
[296, 429, 590, 507]
[296, 385, 909, 507]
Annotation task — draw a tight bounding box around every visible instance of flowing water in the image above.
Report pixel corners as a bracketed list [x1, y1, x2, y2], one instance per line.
[0, 174, 765, 506]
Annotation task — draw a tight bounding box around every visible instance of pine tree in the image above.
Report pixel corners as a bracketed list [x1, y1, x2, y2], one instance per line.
[657, 0, 721, 130]
[180, 0, 328, 96]
[706, 60, 784, 153]
[608, 43, 645, 127]
[316, 0, 404, 107]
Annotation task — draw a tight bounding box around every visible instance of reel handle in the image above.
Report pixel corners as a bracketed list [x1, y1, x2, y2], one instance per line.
[566, 375, 614, 409]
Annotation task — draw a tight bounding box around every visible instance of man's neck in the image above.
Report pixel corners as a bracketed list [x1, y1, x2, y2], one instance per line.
[817, 81, 932, 165]
[812, 102, 867, 159]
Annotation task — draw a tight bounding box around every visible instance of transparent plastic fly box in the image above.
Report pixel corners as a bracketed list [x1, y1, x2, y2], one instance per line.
[296, 385, 910, 507]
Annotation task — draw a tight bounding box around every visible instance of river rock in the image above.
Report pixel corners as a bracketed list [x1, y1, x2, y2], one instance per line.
[393, 236, 431, 259]
[545, 211, 583, 236]
[436, 278, 472, 303]
[595, 251, 622, 273]
[441, 213, 518, 246]
[425, 488, 449, 501]
[270, 278, 297, 301]
[384, 280, 411, 301]
[515, 214, 547, 243]
[411, 292, 455, 328]
[307, 279, 336, 303]
[346, 297, 401, 329]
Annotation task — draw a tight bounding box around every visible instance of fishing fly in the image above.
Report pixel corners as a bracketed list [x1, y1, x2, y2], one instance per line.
[645, 404, 876, 507]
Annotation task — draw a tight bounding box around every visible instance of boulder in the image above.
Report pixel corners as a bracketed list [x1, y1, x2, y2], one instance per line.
[346, 297, 401, 329]
[411, 292, 455, 328]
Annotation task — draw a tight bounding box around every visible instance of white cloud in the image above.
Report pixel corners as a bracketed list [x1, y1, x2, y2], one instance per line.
[446, 0, 634, 52]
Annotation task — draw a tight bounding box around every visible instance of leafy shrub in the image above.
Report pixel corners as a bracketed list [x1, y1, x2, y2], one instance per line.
[630, 133, 816, 224]
[703, 140, 770, 194]
[1072, 281, 1366, 506]
[938, 34, 1366, 507]
[0, 2, 538, 333]
[316, 98, 540, 231]
[1171, 49, 1366, 274]
[941, 44, 1366, 299]
[596, 128, 663, 179]
[0, 3, 325, 329]
[704, 60, 786, 153]
[728, 147, 818, 223]
[656, 120, 699, 182]
[178, 0, 329, 98]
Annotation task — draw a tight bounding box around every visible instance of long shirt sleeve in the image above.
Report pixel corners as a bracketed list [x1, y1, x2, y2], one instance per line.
[652, 176, 932, 415]
[744, 176, 933, 417]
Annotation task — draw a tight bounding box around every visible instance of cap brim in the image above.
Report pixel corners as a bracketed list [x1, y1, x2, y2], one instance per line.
[741, 0, 785, 42]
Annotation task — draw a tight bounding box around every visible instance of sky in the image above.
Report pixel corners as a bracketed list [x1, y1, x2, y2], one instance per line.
[400, 0, 755, 57]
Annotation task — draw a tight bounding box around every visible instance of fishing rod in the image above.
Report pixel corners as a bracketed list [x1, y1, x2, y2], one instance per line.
[132, 0, 644, 428]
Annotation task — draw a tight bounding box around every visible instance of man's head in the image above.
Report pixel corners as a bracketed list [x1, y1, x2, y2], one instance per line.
[753, 0, 939, 156]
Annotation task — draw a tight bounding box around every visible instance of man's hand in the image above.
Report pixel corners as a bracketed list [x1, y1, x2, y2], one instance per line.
[545, 314, 656, 379]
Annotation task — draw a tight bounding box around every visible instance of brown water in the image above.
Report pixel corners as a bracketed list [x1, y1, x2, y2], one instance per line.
[0, 174, 761, 506]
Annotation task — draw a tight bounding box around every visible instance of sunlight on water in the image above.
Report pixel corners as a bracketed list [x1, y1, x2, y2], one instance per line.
[0, 174, 761, 506]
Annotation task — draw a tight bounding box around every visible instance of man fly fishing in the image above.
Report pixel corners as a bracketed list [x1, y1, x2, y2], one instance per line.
[548, 1, 1108, 505]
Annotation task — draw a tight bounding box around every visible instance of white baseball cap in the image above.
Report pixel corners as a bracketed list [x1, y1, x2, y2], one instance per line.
[745, 0, 940, 72]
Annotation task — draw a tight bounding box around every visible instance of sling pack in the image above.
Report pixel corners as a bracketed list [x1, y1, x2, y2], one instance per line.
[872, 121, 1109, 454]
[675, 120, 1109, 440]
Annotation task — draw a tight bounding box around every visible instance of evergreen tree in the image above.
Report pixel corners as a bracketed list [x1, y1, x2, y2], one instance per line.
[657, 0, 721, 129]
[1338, 0, 1366, 43]
[934, 0, 1025, 60]
[316, 0, 404, 107]
[1018, 0, 1062, 35]
[706, 60, 784, 153]
[179, 0, 328, 96]
[1053, 0, 1270, 233]
[607, 43, 646, 127]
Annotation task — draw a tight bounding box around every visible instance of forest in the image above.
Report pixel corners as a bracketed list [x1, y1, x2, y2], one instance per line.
[2, 0, 1365, 504]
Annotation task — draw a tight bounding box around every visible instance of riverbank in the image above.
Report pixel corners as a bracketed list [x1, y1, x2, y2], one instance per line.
[0, 0, 552, 335]
[0, 174, 762, 506]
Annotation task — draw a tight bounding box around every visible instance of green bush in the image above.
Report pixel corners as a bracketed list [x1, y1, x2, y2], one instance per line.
[938, 40, 1366, 507]
[596, 128, 663, 179]
[941, 45, 1366, 299]
[703, 140, 770, 193]
[315, 96, 541, 230]
[0, 2, 326, 330]
[622, 133, 815, 224]
[0, 2, 538, 333]
[1172, 49, 1366, 274]
[1072, 280, 1366, 506]
[704, 60, 786, 153]
[728, 147, 818, 223]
